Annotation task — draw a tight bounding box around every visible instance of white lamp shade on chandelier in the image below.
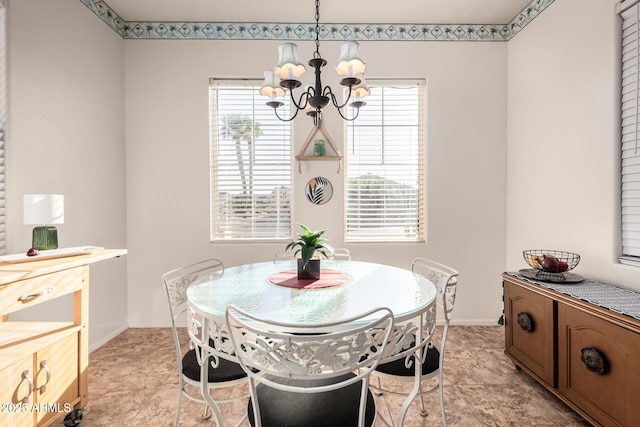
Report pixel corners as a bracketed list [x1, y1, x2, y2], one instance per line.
[335, 41, 366, 77]
[259, 71, 286, 98]
[275, 43, 306, 80]
[351, 74, 371, 99]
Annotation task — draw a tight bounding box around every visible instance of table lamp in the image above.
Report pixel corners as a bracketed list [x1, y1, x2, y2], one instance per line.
[23, 194, 64, 250]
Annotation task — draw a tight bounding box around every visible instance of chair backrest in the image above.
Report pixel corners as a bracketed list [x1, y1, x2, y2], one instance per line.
[411, 258, 459, 323]
[329, 247, 351, 260]
[226, 305, 394, 394]
[162, 259, 224, 364]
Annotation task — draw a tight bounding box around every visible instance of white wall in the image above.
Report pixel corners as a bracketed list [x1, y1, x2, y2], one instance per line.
[506, 0, 640, 289]
[125, 40, 508, 326]
[6, 0, 128, 350]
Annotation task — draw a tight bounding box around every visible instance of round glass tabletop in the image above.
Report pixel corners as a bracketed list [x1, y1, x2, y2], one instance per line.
[187, 260, 437, 324]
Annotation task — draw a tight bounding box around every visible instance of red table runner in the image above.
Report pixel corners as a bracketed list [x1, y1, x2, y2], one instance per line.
[268, 269, 350, 289]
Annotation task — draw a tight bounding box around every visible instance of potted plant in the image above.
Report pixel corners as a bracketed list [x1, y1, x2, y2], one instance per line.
[286, 224, 333, 280]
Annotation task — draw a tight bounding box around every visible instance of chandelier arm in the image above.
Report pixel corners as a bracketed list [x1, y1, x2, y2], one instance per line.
[325, 85, 354, 110]
[289, 88, 313, 111]
[272, 105, 301, 122]
[334, 104, 361, 122]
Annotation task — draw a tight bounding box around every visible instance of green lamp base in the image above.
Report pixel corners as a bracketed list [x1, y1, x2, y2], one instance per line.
[32, 226, 58, 250]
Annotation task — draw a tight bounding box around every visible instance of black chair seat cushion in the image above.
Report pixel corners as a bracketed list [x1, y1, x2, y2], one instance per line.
[375, 345, 440, 377]
[247, 373, 376, 427]
[182, 348, 247, 383]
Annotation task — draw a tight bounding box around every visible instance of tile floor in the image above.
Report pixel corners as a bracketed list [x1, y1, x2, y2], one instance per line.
[51, 326, 591, 426]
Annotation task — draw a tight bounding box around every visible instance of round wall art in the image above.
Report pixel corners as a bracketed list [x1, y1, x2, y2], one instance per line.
[305, 176, 333, 205]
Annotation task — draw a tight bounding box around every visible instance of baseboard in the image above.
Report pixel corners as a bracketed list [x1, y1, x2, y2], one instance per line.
[89, 325, 128, 353]
[449, 319, 504, 326]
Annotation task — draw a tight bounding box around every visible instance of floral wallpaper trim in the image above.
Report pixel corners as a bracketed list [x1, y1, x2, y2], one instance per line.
[79, 0, 554, 42]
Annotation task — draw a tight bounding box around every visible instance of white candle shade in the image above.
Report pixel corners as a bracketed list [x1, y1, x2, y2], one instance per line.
[335, 41, 366, 77]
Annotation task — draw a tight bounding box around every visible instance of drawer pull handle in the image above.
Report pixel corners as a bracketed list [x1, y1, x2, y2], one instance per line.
[517, 312, 534, 332]
[581, 347, 607, 375]
[39, 360, 51, 392]
[19, 287, 54, 302]
[21, 370, 33, 404]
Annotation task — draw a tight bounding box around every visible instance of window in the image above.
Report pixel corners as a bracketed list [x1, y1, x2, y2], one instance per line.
[0, 2, 6, 255]
[345, 80, 425, 242]
[620, 0, 640, 265]
[209, 79, 292, 241]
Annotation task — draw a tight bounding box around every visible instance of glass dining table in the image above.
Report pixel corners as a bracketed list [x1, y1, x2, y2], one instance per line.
[187, 259, 437, 326]
[185, 259, 438, 425]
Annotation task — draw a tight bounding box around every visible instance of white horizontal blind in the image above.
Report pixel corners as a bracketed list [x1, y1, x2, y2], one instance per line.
[0, 5, 6, 255]
[209, 79, 292, 241]
[620, 0, 640, 262]
[345, 80, 425, 242]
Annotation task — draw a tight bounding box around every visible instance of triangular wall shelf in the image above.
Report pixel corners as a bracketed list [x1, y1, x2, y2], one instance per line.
[295, 119, 343, 173]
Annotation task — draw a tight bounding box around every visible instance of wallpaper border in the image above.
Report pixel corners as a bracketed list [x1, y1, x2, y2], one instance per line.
[79, 0, 555, 42]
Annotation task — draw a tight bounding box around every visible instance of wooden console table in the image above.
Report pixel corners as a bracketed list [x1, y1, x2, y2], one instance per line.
[0, 249, 126, 427]
[503, 272, 640, 427]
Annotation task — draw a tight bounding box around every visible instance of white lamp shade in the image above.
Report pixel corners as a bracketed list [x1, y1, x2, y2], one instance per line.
[23, 194, 64, 225]
[351, 74, 371, 99]
[336, 41, 366, 77]
[259, 71, 285, 98]
[274, 43, 306, 79]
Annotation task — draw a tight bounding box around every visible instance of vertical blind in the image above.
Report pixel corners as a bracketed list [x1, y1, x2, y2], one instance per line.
[345, 80, 425, 242]
[620, 0, 640, 262]
[209, 79, 292, 241]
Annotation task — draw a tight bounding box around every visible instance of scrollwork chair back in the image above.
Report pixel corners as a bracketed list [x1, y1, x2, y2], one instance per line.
[226, 305, 394, 427]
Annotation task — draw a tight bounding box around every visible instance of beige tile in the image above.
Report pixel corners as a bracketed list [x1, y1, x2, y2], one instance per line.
[48, 326, 591, 427]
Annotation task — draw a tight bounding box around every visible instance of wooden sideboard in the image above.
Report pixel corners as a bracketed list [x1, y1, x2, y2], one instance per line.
[503, 272, 640, 427]
[0, 249, 126, 427]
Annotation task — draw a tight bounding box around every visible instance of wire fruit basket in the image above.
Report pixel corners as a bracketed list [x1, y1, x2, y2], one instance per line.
[522, 250, 580, 281]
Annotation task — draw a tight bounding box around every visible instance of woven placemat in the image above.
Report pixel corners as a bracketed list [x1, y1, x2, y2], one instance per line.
[268, 270, 350, 289]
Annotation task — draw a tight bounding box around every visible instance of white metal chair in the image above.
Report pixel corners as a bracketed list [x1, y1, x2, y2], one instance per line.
[370, 258, 459, 426]
[162, 259, 248, 427]
[329, 247, 351, 260]
[225, 305, 395, 427]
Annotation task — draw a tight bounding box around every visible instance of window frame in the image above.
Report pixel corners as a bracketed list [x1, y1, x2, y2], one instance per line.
[209, 78, 293, 243]
[343, 79, 426, 243]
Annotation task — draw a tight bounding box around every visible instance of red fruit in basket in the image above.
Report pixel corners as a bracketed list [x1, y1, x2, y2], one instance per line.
[26, 247, 39, 257]
[540, 254, 560, 272]
[557, 261, 569, 272]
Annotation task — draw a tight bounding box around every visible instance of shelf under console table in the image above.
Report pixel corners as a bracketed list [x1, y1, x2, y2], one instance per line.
[502, 272, 640, 427]
[0, 249, 126, 427]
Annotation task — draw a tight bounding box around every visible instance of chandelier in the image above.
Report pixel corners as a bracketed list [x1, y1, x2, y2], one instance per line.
[259, 0, 370, 125]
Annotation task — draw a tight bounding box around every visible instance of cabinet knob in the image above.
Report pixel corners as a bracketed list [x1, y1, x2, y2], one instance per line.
[581, 347, 607, 375]
[517, 312, 534, 332]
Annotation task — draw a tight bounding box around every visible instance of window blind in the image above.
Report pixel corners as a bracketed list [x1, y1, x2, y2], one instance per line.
[345, 80, 425, 242]
[209, 79, 292, 241]
[620, 0, 640, 263]
[0, 5, 6, 255]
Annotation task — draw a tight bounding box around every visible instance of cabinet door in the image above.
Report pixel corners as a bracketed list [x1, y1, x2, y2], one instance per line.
[35, 333, 79, 426]
[558, 304, 640, 427]
[504, 280, 556, 386]
[0, 355, 34, 427]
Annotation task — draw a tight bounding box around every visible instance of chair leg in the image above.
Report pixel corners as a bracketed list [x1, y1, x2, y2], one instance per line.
[174, 386, 183, 427]
[438, 371, 447, 427]
[418, 382, 428, 417]
[201, 402, 212, 420]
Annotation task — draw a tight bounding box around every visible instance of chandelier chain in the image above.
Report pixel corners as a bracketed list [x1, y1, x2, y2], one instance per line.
[314, 0, 321, 59]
